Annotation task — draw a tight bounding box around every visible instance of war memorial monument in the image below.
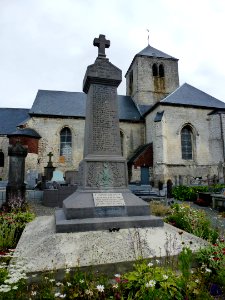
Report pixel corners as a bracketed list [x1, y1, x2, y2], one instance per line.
[55, 34, 163, 233]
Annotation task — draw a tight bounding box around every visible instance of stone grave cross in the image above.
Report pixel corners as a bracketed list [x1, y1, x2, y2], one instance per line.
[47, 152, 53, 167]
[93, 34, 110, 58]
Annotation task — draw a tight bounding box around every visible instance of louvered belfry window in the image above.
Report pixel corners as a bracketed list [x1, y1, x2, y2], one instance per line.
[60, 127, 72, 161]
[181, 126, 193, 160]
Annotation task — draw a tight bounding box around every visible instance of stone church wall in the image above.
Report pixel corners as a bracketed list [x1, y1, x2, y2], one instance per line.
[26, 117, 85, 176]
[146, 105, 224, 185]
[23, 117, 145, 180]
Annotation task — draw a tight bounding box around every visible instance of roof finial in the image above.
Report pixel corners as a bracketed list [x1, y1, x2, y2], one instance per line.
[147, 29, 150, 45]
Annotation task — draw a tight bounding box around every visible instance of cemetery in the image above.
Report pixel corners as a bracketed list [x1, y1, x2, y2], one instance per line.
[0, 34, 225, 299]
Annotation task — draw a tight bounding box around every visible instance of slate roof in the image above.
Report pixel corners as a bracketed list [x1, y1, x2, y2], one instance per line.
[0, 108, 30, 135]
[138, 104, 152, 115]
[8, 128, 41, 139]
[161, 83, 225, 109]
[137, 45, 178, 60]
[30, 90, 143, 121]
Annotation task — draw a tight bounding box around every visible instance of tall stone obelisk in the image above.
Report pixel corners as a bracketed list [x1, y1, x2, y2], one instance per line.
[55, 34, 163, 232]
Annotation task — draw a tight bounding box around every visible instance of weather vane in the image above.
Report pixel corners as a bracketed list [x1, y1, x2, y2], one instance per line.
[147, 29, 149, 45]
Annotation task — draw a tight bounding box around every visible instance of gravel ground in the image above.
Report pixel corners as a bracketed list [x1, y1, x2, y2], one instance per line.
[29, 201, 56, 216]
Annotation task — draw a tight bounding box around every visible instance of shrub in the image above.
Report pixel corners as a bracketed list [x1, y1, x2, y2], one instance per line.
[0, 211, 35, 251]
[164, 204, 219, 243]
[172, 185, 209, 202]
[172, 184, 225, 202]
[150, 201, 172, 217]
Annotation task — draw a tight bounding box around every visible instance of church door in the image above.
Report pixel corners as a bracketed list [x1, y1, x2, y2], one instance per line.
[140, 167, 149, 185]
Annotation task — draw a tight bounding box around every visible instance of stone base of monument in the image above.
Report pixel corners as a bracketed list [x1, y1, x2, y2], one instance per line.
[55, 189, 163, 232]
[10, 215, 209, 276]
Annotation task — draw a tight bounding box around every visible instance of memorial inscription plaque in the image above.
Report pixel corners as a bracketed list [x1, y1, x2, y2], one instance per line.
[93, 193, 125, 207]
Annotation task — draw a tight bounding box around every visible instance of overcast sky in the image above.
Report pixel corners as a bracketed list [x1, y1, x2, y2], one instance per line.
[1, 0, 225, 108]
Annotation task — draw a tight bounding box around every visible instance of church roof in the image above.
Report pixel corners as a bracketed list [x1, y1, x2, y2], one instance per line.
[7, 128, 41, 139]
[0, 108, 30, 135]
[137, 45, 178, 60]
[161, 83, 225, 109]
[30, 90, 143, 122]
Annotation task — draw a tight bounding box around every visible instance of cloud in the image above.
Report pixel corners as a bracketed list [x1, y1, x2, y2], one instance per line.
[1, 0, 225, 107]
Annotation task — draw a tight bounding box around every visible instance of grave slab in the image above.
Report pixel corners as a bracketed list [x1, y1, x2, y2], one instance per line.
[11, 215, 209, 275]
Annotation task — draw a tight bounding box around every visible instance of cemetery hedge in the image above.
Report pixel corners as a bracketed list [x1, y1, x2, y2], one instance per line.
[172, 184, 225, 202]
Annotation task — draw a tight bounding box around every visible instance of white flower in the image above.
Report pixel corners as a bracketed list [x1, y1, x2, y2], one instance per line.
[114, 274, 121, 278]
[96, 284, 105, 292]
[0, 284, 11, 292]
[163, 275, 168, 280]
[113, 283, 118, 289]
[59, 295, 66, 298]
[55, 292, 61, 297]
[65, 268, 71, 273]
[205, 268, 212, 273]
[12, 285, 18, 289]
[146, 280, 156, 288]
[56, 282, 63, 286]
[148, 262, 153, 267]
[31, 291, 37, 296]
[49, 279, 55, 282]
[79, 279, 84, 283]
[67, 282, 72, 286]
[155, 259, 160, 264]
[195, 279, 199, 283]
[85, 289, 93, 296]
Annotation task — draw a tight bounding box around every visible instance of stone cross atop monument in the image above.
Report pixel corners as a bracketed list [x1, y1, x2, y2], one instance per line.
[93, 34, 110, 58]
[56, 34, 163, 233]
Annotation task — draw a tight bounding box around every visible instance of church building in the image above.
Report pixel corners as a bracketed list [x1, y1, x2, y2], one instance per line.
[1, 41, 225, 186]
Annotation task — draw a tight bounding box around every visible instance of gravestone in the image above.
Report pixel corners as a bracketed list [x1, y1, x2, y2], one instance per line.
[5, 142, 28, 209]
[55, 34, 163, 232]
[51, 170, 65, 182]
[44, 152, 55, 180]
[167, 179, 173, 198]
[26, 169, 38, 189]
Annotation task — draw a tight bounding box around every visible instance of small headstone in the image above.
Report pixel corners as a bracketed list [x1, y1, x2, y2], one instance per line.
[26, 170, 38, 189]
[167, 179, 173, 198]
[51, 170, 65, 182]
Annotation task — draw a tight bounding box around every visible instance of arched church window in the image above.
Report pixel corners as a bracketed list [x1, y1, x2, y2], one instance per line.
[181, 126, 193, 160]
[159, 64, 164, 77]
[152, 63, 158, 76]
[0, 150, 4, 167]
[120, 130, 124, 156]
[60, 127, 72, 161]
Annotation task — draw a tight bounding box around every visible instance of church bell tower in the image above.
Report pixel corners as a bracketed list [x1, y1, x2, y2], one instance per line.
[125, 44, 179, 106]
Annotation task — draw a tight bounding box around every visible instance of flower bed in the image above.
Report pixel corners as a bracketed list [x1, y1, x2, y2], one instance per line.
[0, 203, 224, 299]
